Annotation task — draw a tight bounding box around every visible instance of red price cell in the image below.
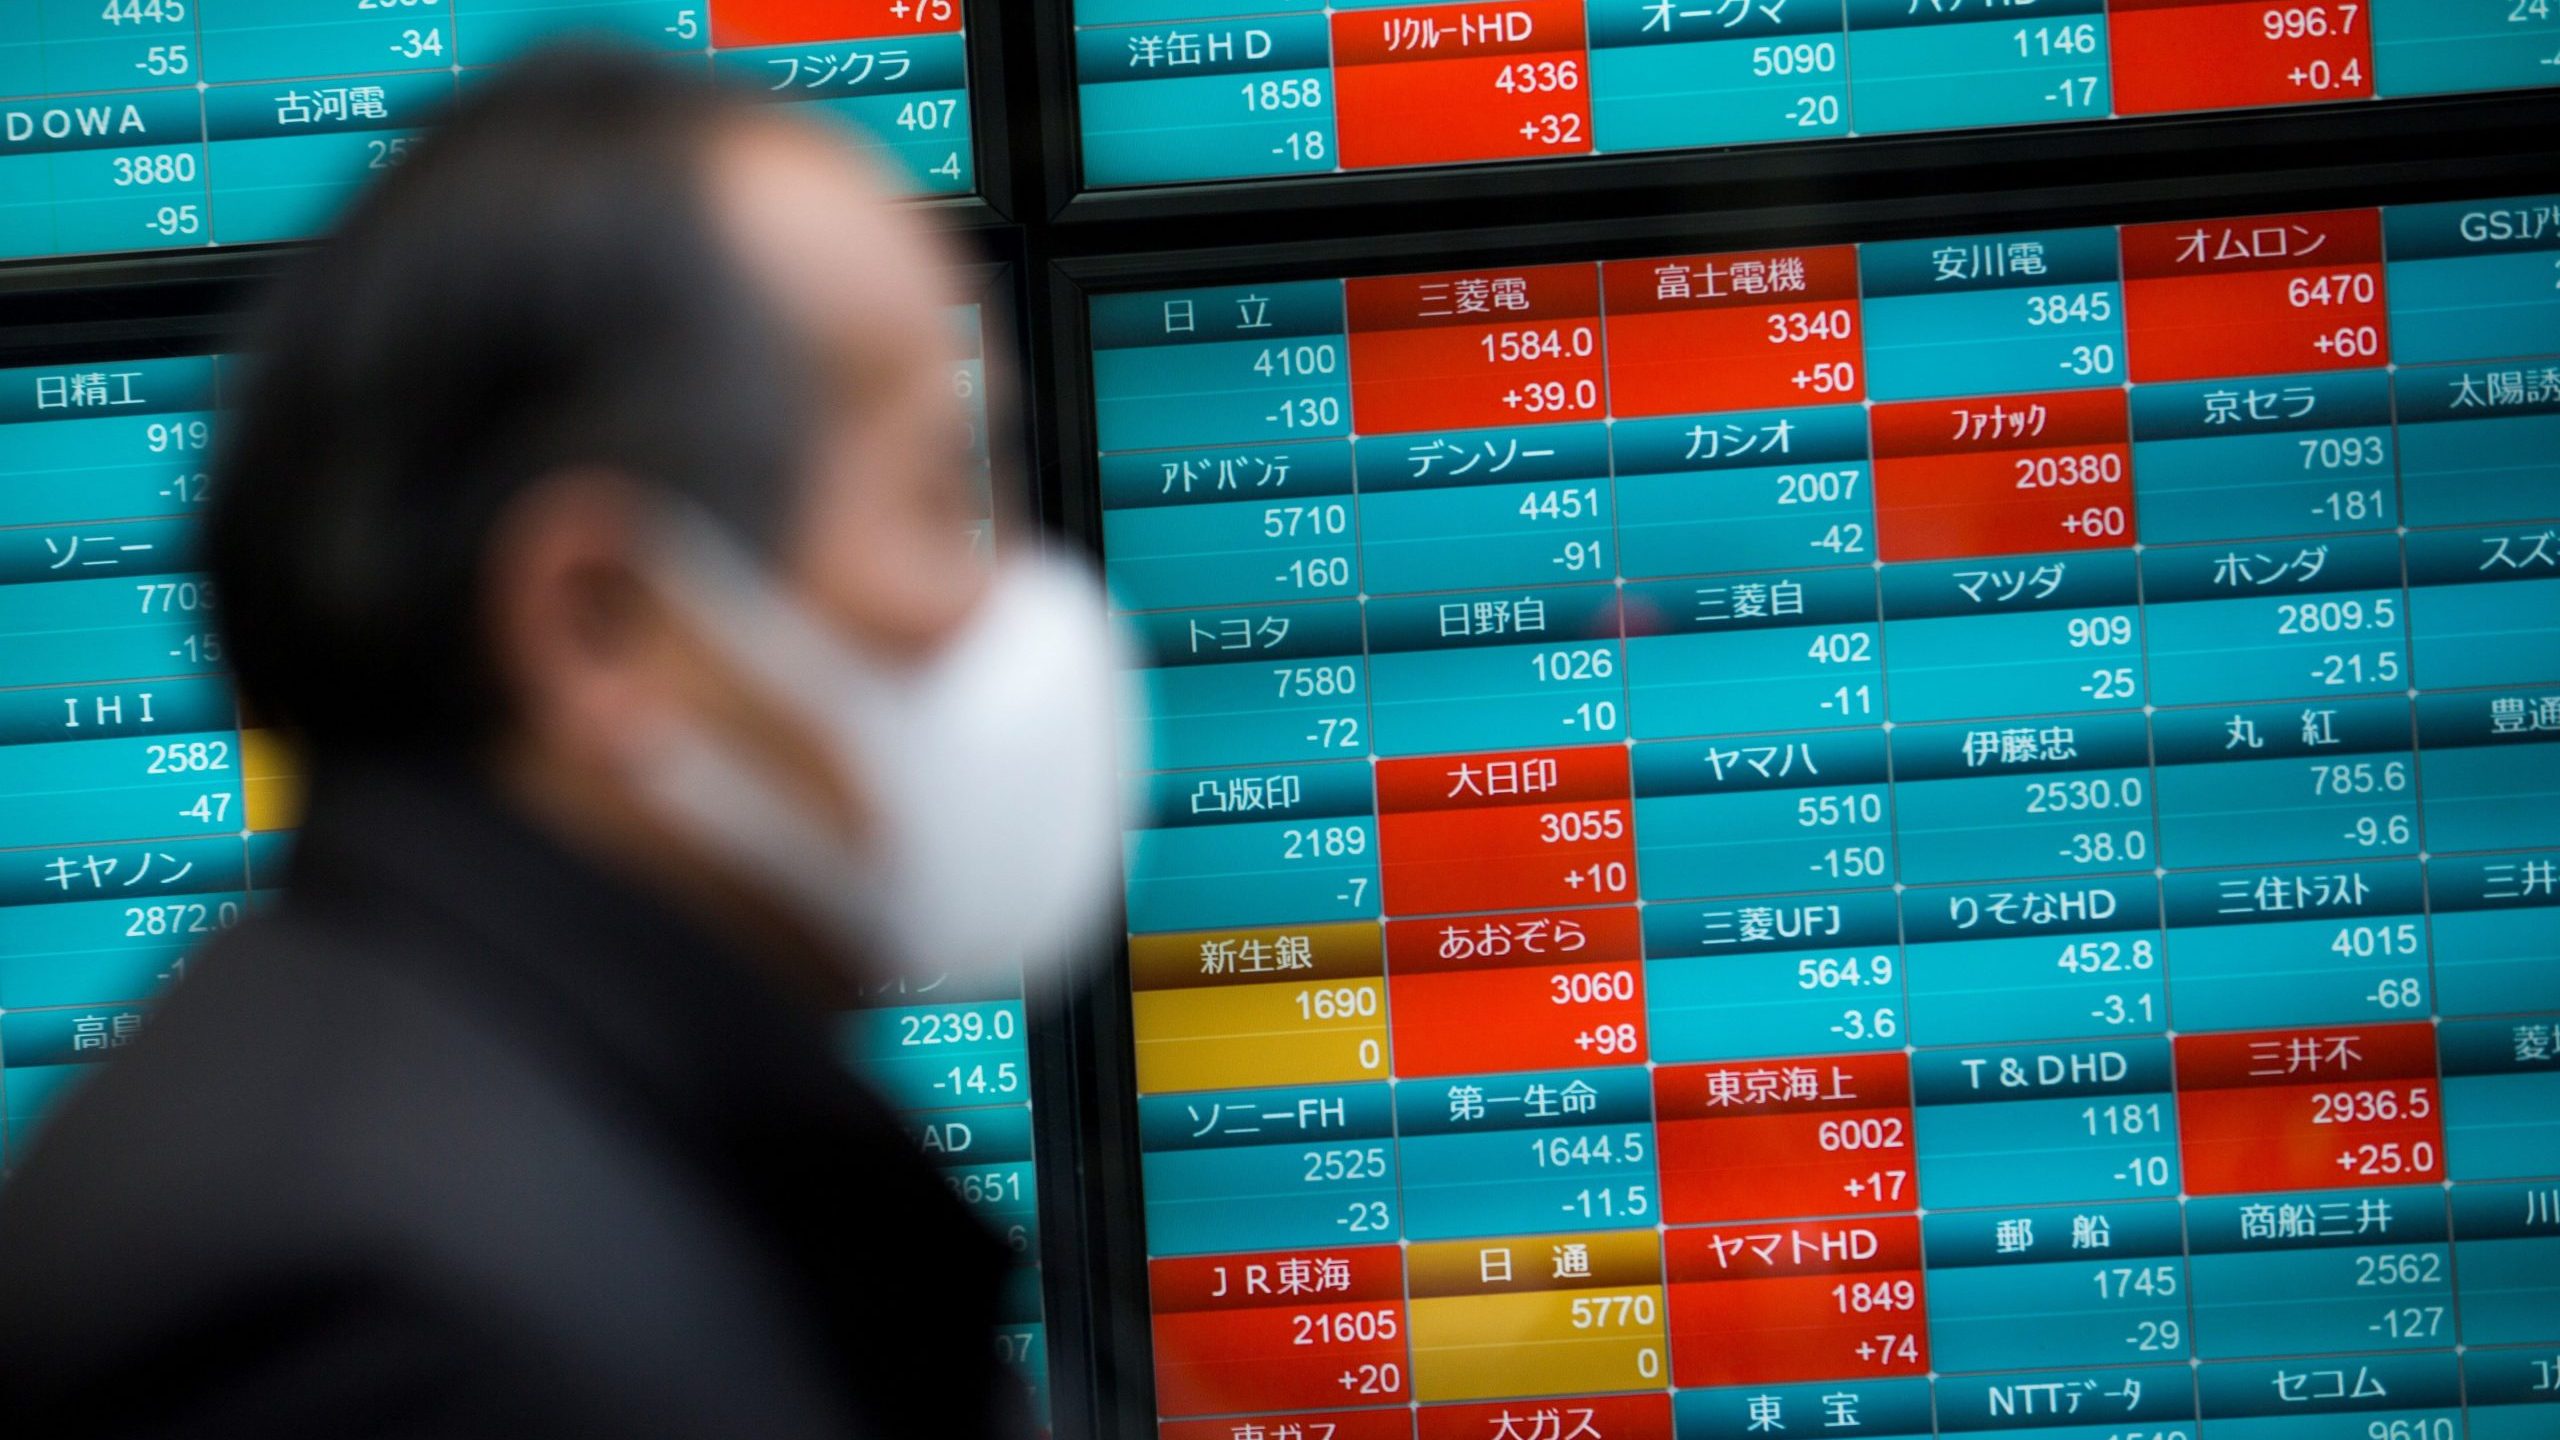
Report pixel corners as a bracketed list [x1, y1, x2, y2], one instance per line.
[1655, 1053, 1916, 1225]
[1388, 905, 1645, 1076]
[1870, 388, 2134, 563]
[1164, 1410, 1415, 1440]
[1150, 1246, 1411, 1418]
[1376, 745, 1634, 917]
[710, 0, 964, 48]
[1421, 1393, 1673, 1440]
[1331, 1, 1592, 170]
[1602, 247, 1865, 417]
[2109, 0, 2372, 117]
[2174, 1022, 2445, 1196]
[1664, 1218, 1929, 1387]
[2122, 208, 2389, 382]
[1347, 264, 1605, 435]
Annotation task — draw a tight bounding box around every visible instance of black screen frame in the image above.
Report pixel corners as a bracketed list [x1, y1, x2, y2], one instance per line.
[1032, 136, 2560, 1438]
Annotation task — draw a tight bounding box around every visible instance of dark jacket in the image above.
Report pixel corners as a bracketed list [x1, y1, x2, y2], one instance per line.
[0, 760, 1026, 1439]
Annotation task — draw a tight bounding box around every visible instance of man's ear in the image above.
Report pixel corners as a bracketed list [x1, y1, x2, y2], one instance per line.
[494, 485, 875, 844]
[482, 472, 673, 768]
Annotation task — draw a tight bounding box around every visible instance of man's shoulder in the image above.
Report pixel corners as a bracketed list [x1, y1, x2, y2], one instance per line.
[0, 908, 855, 1437]
[6, 905, 589, 1228]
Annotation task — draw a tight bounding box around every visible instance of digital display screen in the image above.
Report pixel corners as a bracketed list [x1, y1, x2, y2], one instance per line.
[0, 352, 297, 1170]
[0, 306, 1046, 1409]
[1071, 2, 2559, 188]
[1092, 193, 2560, 1439]
[0, 0, 975, 265]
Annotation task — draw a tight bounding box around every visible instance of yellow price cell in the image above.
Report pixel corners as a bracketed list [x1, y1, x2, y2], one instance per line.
[239, 727, 303, 833]
[1407, 1285, 1668, 1402]
[1403, 1230, 1668, 1400]
[1131, 977, 1389, 1094]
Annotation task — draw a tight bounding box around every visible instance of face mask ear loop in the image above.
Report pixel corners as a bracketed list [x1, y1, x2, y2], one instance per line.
[633, 716, 886, 947]
[639, 504, 917, 884]
[644, 502, 904, 733]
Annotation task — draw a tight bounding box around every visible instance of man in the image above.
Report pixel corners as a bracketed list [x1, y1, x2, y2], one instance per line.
[0, 46, 1121, 1439]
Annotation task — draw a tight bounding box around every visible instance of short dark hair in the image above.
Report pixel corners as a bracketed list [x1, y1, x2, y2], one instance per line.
[208, 44, 812, 758]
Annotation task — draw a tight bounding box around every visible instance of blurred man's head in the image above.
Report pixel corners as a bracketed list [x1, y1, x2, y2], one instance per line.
[209, 47, 1115, 994]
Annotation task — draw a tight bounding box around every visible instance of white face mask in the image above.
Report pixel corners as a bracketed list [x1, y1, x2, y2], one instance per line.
[634, 512, 1131, 992]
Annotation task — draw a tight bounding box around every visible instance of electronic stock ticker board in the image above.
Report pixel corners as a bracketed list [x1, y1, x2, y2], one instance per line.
[1, 0, 977, 265]
[1071, 1, 2560, 188]
[0, 304, 1054, 1419]
[1095, 191, 2560, 1440]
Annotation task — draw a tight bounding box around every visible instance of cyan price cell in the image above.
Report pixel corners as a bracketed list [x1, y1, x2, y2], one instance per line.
[1844, 0, 2112, 137]
[1587, 0, 1851, 153]
[1903, 877, 2166, 1048]
[1366, 585, 1625, 757]
[0, 356, 220, 529]
[2418, 691, 2560, 855]
[1911, 1037, 2181, 1209]
[1882, 548, 2143, 723]
[1353, 423, 1614, 596]
[2162, 861, 2430, 1035]
[2151, 696, 2419, 870]
[910, 1101, 1040, 1251]
[1643, 889, 1906, 1064]
[2440, 1014, 2560, 1183]
[2429, 851, 2560, 1017]
[1923, 1201, 2188, 1373]
[2396, 361, 2560, 529]
[1625, 566, 1882, 740]
[1611, 403, 1874, 579]
[1124, 601, 1368, 770]
[1634, 727, 1893, 901]
[1091, 282, 1349, 454]
[1101, 441, 1357, 613]
[1076, 14, 1336, 187]
[2382, 193, 2560, 364]
[2406, 523, 2560, 692]
[1393, 1066, 1658, 1240]
[1859, 224, 2125, 402]
[1138, 1081, 1398, 1256]
[2131, 369, 2399, 544]
[204, 74, 451, 245]
[1123, 761, 1378, 935]
[1889, 711, 2155, 885]
[2141, 532, 2411, 707]
[2451, 1180, 2560, 1346]
[840, 998, 1029, 1115]
[2187, 1185, 2454, 1360]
